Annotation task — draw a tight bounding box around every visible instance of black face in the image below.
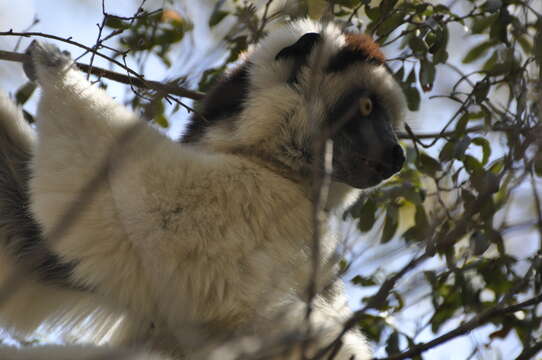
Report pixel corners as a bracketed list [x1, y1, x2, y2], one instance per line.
[327, 90, 405, 189]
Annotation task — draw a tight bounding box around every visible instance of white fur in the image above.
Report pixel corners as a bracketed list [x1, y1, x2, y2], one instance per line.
[0, 18, 410, 359]
[0, 92, 141, 346]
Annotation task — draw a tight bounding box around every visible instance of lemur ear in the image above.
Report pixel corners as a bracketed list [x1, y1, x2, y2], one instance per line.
[275, 32, 321, 83]
[275, 32, 321, 61]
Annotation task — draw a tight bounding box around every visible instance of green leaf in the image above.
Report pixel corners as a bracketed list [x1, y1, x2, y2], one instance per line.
[357, 314, 386, 342]
[473, 79, 490, 104]
[418, 152, 442, 176]
[402, 205, 430, 243]
[424, 270, 437, 286]
[358, 198, 377, 232]
[419, 59, 436, 92]
[534, 151, 542, 177]
[470, 231, 491, 256]
[154, 113, 169, 128]
[486, 59, 515, 76]
[454, 136, 472, 159]
[471, 14, 497, 34]
[404, 86, 421, 111]
[516, 34, 533, 54]
[482, 51, 498, 72]
[455, 113, 470, 133]
[104, 15, 131, 29]
[226, 35, 248, 62]
[464, 154, 483, 174]
[390, 290, 404, 311]
[409, 36, 428, 54]
[431, 25, 449, 64]
[15, 82, 37, 105]
[381, 204, 399, 243]
[431, 298, 457, 333]
[534, 20, 542, 67]
[433, 4, 449, 13]
[198, 66, 226, 92]
[365, 5, 381, 22]
[482, 0, 502, 13]
[414, 205, 429, 230]
[351, 275, 377, 286]
[406, 68, 416, 84]
[401, 184, 424, 205]
[380, 0, 399, 14]
[462, 41, 496, 64]
[148, 99, 169, 128]
[376, 12, 403, 36]
[209, 10, 229, 27]
[489, 157, 505, 174]
[472, 137, 492, 165]
[439, 141, 455, 162]
[385, 332, 400, 355]
[490, 7, 511, 44]
[472, 172, 500, 194]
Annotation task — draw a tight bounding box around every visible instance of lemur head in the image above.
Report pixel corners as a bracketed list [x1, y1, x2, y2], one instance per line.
[183, 19, 406, 189]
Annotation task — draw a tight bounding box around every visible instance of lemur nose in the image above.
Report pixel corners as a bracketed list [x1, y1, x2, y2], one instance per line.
[377, 144, 405, 178]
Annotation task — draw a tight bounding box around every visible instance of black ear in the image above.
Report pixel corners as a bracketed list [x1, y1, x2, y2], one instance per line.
[275, 32, 321, 60]
[275, 32, 321, 83]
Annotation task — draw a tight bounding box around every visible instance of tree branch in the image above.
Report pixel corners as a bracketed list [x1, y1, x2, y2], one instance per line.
[0, 49, 204, 101]
[374, 293, 542, 360]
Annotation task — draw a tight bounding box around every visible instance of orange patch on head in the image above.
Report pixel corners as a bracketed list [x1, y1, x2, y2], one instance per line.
[344, 33, 385, 64]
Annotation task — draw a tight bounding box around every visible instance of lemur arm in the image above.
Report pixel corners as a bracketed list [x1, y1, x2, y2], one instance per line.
[25, 41, 240, 318]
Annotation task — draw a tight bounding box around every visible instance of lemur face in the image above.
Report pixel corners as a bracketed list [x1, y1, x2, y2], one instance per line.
[183, 20, 406, 189]
[327, 87, 405, 188]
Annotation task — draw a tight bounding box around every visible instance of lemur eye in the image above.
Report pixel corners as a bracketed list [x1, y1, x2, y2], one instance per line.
[359, 97, 373, 117]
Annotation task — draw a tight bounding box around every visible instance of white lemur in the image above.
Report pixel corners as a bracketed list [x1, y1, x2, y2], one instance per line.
[0, 19, 405, 359]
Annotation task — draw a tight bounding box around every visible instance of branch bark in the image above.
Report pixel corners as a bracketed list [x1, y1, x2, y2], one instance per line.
[0, 49, 204, 101]
[374, 293, 542, 360]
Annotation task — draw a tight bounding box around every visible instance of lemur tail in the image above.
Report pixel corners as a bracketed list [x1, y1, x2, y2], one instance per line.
[0, 91, 135, 344]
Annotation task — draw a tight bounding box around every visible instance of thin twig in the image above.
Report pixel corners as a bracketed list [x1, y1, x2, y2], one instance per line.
[374, 293, 542, 360]
[0, 49, 204, 100]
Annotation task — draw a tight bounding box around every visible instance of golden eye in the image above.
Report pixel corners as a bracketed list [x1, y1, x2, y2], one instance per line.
[359, 97, 373, 117]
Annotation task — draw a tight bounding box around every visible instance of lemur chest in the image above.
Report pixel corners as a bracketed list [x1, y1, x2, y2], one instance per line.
[140, 190, 330, 326]
[124, 160, 340, 327]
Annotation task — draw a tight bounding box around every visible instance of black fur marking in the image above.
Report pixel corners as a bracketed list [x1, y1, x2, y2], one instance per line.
[326, 48, 382, 73]
[182, 63, 251, 144]
[275, 32, 321, 83]
[327, 88, 404, 189]
[275, 32, 321, 61]
[0, 109, 77, 286]
[327, 89, 369, 131]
